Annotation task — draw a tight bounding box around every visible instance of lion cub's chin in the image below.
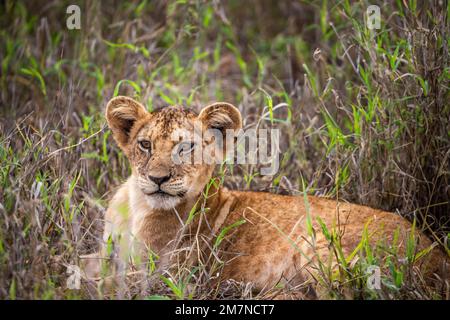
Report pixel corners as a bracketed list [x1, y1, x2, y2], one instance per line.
[144, 193, 182, 210]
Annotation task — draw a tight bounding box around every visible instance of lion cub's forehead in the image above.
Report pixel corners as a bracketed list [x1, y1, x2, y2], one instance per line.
[138, 105, 198, 140]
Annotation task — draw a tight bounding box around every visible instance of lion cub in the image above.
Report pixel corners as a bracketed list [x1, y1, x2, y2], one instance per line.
[98, 96, 447, 296]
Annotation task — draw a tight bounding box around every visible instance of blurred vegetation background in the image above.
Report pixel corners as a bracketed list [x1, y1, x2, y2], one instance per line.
[0, 0, 449, 299]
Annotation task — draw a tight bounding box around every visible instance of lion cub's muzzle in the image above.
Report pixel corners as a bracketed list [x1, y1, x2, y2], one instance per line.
[137, 175, 186, 198]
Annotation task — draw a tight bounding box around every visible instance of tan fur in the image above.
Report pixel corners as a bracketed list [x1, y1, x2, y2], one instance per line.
[97, 96, 448, 295]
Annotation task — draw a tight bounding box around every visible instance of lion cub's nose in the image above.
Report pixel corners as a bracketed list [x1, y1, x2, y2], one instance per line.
[148, 174, 170, 186]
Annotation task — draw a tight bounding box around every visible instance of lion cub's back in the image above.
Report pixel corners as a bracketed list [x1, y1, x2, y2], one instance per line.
[225, 190, 414, 242]
[220, 191, 443, 289]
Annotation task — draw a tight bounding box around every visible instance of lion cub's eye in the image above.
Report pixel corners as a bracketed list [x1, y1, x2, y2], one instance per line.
[138, 140, 152, 152]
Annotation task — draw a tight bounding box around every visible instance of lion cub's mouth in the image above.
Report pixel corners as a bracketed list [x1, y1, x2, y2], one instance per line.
[144, 189, 188, 199]
[141, 188, 184, 210]
[144, 189, 173, 197]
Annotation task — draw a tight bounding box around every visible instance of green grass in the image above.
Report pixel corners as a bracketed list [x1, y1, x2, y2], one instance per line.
[0, 0, 449, 299]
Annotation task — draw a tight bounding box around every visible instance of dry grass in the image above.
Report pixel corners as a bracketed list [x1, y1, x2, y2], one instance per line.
[0, 0, 449, 299]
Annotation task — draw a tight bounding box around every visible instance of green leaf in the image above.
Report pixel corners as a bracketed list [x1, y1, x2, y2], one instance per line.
[146, 295, 171, 300]
[113, 79, 141, 97]
[160, 276, 183, 299]
[21, 67, 46, 96]
[214, 219, 246, 249]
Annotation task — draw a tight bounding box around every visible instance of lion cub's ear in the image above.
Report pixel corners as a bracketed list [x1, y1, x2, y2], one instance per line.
[198, 102, 242, 131]
[105, 96, 148, 148]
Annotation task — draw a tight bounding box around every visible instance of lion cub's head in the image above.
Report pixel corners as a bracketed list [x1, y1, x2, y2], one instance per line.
[106, 96, 242, 210]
